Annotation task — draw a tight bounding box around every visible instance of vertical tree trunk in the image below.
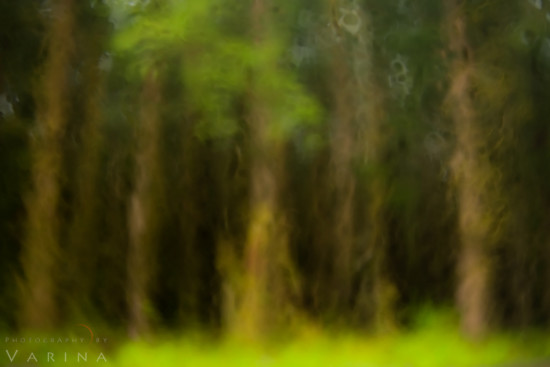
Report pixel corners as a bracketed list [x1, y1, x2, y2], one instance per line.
[19, 0, 75, 330]
[215, 139, 249, 332]
[357, 19, 395, 329]
[65, 56, 105, 319]
[326, 1, 395, 329]
[127, 70, 162, 338]
[446, 0, 491, 339]
[237, 0, 295, 340]
[328, 22, 356, 316]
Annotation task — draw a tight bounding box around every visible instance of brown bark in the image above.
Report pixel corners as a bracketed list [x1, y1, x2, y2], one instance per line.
[329, 32, 356, 315]
[127, 70, 163, 338]
[19, 0, 75, 330]
[446, 0, 491, 339]
[237, 0, 296, 340]
[326, 1, 395, 329]
[65, 57, 105, 318]
[239, 87, 291, 339]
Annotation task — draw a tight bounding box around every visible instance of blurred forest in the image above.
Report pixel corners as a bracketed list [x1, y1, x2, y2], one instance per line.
[2, 0, 550, 350]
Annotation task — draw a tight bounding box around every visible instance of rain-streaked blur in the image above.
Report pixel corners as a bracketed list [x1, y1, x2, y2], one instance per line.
[1, 0, 550, 365]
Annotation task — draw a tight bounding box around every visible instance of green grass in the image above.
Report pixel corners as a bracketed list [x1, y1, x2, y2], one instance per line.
[112, 334, 546, 367]
[4, 311, 550, 366]
[113, 313, 550, 367]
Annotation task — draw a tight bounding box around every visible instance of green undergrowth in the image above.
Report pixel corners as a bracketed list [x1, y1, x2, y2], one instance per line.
[113, 334, 548, 367]
[114, 313, 550, 367]
[3, 311, 550, 366]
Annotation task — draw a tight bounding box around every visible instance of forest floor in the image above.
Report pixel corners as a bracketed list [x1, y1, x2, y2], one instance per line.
[112, 330, 549, 367]
[4, 312, 550, 366]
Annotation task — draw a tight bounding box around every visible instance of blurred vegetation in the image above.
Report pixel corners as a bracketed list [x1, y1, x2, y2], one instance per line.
[1, 0, 550, 365]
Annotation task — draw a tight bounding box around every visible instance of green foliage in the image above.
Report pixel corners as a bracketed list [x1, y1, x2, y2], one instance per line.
[111, 0, 321, 141]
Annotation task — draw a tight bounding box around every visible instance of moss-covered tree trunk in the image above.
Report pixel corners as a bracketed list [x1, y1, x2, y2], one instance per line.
[237, 0, 296, 340]
[19, 0, 75, 330]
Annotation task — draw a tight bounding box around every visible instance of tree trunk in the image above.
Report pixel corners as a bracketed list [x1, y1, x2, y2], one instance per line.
[328, 18, 356, 316]
[237, 0, 296, 340]
[127, 70, 162, 338]
[19, 0, 75, 330]
[326, 1, 395, 329]
[65, 55, 105, 319]
[446, 0, 491, 339]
